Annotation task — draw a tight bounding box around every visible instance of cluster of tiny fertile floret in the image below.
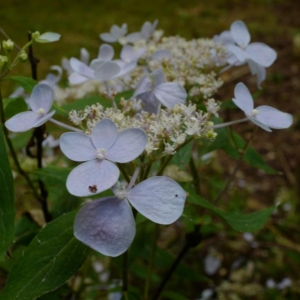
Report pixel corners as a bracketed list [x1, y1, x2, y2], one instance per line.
[69, 98, 218, 156]
[53, 31, 227, 104]
[127, 32, 227, 98]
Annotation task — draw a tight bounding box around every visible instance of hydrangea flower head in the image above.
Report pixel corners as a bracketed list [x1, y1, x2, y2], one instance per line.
[5, 83, 55, 132]
[133, 69, 187, 113]
[74, 176, 186, 256]
[60, 118, 147, 196]
[233, 83, 293, 132]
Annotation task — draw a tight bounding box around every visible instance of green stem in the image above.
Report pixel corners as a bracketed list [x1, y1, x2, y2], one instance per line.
[122, 251, 129, 300]
[0, 87, 41, 202]
[189, 154, 201, 195]
[144, 224, 159, 299]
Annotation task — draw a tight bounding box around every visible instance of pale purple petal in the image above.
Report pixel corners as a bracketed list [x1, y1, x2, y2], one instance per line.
[33, 110, 55, 127]
[227, 44, 248, 63]
[136, 91, 160, 114]
[248, 60, 266, 89]
[111, 24, 127, 39]
[154, 82, 187, 108]
[128, 176, 186, 224]
[29, 83, 54, 113]
[141, 20, 158, 40]
[230, 20, 251, 47]
[60, 132, 96, 162]
[90, 59, 105, 71]
[100, 33, 117, 43]
[233, 82, 254, 113]
[94, 61, 121, 81]
[126, 32, 142, 43]
[121, 45, 146, 62]
[74, 197, 135, 257]
[213, 30, 234, 45]
[70, 57, 95, 79]
[91, 119, 118, 150]
[68, 72, 88, 85]
[113, 61, 136, 78]
[98, 44, 114, 61]
[246, 113, 272, 132]
[66, 159, 120, 197]
[246, 42, 277, 67]
[5, 111, 41, 132]
[152, 50, 172, 61]
[151, 69, 165, 87]
[80, 48, 90, 65]
[106, 128, 147, 163]
[254, 105, 293, 129]
[133, 76, 152, 97]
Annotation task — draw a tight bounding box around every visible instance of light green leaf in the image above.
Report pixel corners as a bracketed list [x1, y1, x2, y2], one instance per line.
[0, 210, 90, 300]
[0, 126, 15, 260]
[187, 190, 274, 232]
[5, 76, 37, 93]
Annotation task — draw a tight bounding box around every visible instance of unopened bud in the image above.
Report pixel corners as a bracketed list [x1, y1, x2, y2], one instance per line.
[206, 129, 217, 139]
[2, 39, 14, 52]
[0, 55, 8, 67]
[32, 31, 40, 40]
[19, 51, 28, 62]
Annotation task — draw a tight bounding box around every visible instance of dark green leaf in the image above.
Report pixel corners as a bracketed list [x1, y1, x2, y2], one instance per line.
[171, 141, 193, 170]
[187, 190, 274, 232]
[162, 291, 190, 300]
[4, 97, 27, 119]
[6, 76, 37, 93]
[0, 126, 15, 260]
[0, 210, 90, 300]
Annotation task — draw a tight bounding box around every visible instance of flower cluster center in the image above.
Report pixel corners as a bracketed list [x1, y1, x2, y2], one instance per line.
[37, 108, 46, 116]
[251, 109, 259, 117]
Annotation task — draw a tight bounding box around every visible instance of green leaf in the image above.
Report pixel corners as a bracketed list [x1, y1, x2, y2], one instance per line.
[0, 210, 90, 300]
[4, 97, 27, 119]
[187, 189, 274, 232]
[0, 126, 15, 260]
[5, 76, 37, 93]
[162, 291, 190, 300]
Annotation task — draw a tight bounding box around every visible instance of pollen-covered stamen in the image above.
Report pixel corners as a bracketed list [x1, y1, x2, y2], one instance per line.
[37, 108, 46, 116]
[251, 109, 259, 117]
[96, 148, 106, 160]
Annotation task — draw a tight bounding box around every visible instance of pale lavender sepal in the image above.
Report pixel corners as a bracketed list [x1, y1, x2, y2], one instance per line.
[115, 61, 136, 78]
[111, 24, 127, 39]
[80, 48, 90, 65]
[106, 128, 147, 163]
[213, 30, 234, 45]
[60, 132, 96, 162]
[35, 32, 61, 43]
[5, 111, 41, 132]
[248, 60, 266, 89]
[33, 110, 56, 127]
[233, 82, 254, 113]
[153, 82, 187, 108]
[121, 45, 146, 62]
[230, 20, 251, 47]
[137, 91, 160, 114]
[126, 32, 143, 43]
[68, 72, 88, 85]
[74, 197, 136, 257]
[70, 57, 95, 79]
[141, 20, 158, 40]
[246, 42, 277, 67]
[66, 159, 120, 197]
[94, 61, 121, 81]
[29, 83, 54, 113]
[100, 33, 117, 43]
[227, 44, 248, 63]
[151, 69, 165, 87]
[128, 176, 186, 224]
[98, 44, 114, 61]
[254, 105, 293, 129]
[246, 113, 272, 132]
[91, 119, 118, 150]
[133, 76, 151, 97]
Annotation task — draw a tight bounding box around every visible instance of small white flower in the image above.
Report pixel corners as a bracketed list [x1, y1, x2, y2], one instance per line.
[74, 176, 186, 257]
[233, 83, 293, 132]
[34, 32, 61, 43]
[5, 83, 55, 132]
[59, 118, 147, 197]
